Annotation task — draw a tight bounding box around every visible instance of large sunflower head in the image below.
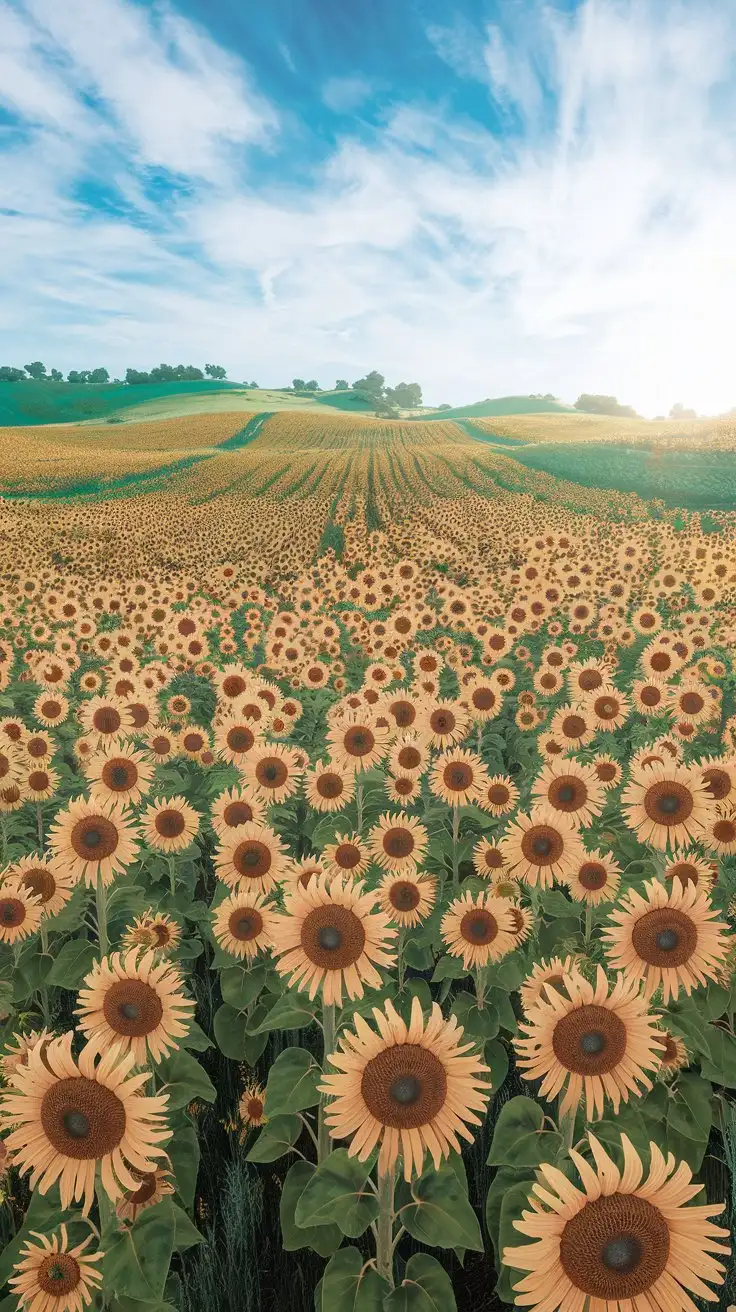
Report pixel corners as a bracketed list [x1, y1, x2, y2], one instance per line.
[240, 743, 303, 803]
[621, 761, 713, 852]
[319, 995, 491, 1181]
[531, 758, 605, 829]
[503, 1130, 729, 1312]
[519, 956, 583, 1013]
[564, 850, 621, 905]
[500, 804, 585, 888]
[429, 749, 489, 807]
[116, 1164, 175, 1222]
[9, 1225, 105, 1312]
[75, 949, 195, 1066]
[2, 853, 76, 919]
[0, 884, 43, 942]
[210, 784, 266, 837]
[378, 870, 437, 927]
[367, 813, 429, 873]
[304, 760, 355, 813]
[84, 742, 154, 805]
[139, 795, 200, 855]
[47, 796, 140, 887]
[212, 888, 277, 960]
[515, 965, 664, 1121]
[0, 1032, 170, 1214]
[440, 890, 516, 971]
[271, 873, 397, 1006]
[602, 878, 730, 1002]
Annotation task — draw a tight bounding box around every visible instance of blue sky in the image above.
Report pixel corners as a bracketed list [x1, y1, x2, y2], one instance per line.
[1, 0, 735, 414]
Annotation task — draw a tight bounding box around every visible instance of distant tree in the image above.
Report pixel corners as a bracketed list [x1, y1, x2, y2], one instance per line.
[205, 364, 227, 379]
[125, 368, 151, 385]
[385, 381, 422, 408]
[88, 367, 110, 384]
[374, 401, 399, 418]
[352, 370, 385, 400]
[653, 415, 665, 420]
[305, 379, 319, 391]
[67, 371, 83, 383]
[292, 378, 306, 392]
[249, 381, 259, 388]
[574, 394, 638, 418]
[335, 379, 349, 390]
[669, 402, 698, 420]
[437, 403, 452, 410]
[24, 361, 47, 380]
[0, 366, 28, 382]
[49, 369, 63, 382]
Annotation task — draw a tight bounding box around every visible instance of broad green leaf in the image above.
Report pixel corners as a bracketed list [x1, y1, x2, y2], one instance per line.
[487, 1096, 562, 1168]
[494, 1182, 534, 1304]
[103, 1201, 176, 1303]
[383, 1254, 457, 1312]
[246, 1114, 302, 1163]
[431, 954, 468, 982]
[168, 1123, 200, 1211]
[699, 1026, 736, 1088]
[319, 1245, 389, 1312]
[279, 1161, 342, 1257]
[264, 1046, 321, 1116]
[156, 1048, 216, 1111]
[170, 1203, 203, 1252]
[484, 1039, 509, 1093]
[46, 938, 97, 989]
[219, 962, 266, 1010]
[666, 1073, 713, 1141]
[295, 1148, 379, 1238]
[251, 990, 318, 1033]
[181, 1021, 212, 1052]
[399, 1160, 483, 1252]
[450, 990, 500, 1042]
[213, 1003, 251, 1059]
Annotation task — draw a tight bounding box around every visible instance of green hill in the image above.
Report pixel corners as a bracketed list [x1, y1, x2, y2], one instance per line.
[316, 390, 377, 412]
[0, 379, 244, 427]
[421, 396, 574, 420]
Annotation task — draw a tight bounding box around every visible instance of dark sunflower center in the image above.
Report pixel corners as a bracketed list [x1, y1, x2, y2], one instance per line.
[631, 908, 697, 967]
[345, 727, 374, 756]
[127, 1172, 158, 1205]
[460, 910, 497, 945]
[233, 841, 271, 879]
[108, 764, 133, 788]
[430, 711, 454, 733]
[643, 780, 693, 825]
[335, 844, 361, 869]
[301, 905, 365, 968]
[317, 774, 343, 798]
[71, 816, 119, 861]
[559, 1194, 670, 1299]
[103, 979, 164, 1037]
[552, 1004, 626, 1075]
[257, 760, 287, 788]
[556, 784, 576, 803]
[22, 869, 55, 902]
[223, 801, 253, 827]
[0, 899, 24, 926]
[391, 882, 420, 911]
[578, 862, 607, 891]
[227, 728, 254, 753]
[487, 785, 510, 806]
[155, 810, 185, 838]
[361, 1043, 447, 1129]
[42, 1077, 126, 1159]
[703, 768, 730, 799]
[38, 1254, 81, 1296]
[383, 828, 414, 858]
[533, 838, 550, 855]
[84, 829, 101, 846]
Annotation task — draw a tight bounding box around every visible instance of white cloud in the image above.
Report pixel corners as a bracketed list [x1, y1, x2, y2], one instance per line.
[322, 75, 375, 114]
[1, 0, 736, 416]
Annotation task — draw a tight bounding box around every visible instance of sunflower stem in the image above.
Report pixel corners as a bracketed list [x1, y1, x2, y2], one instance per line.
[476, 724, 483, 756]
[95, 872, 109, 958]
[356, 783, 364, 834]
[39, 922, 51, 1026]
[584, 901, 593, 948]
[375, 1164, 395, 1288]
[475, 965, 487, 1011]
[397, 927, 405, 991]
[318, 1002, 336, 1163]
[168, 856, 176, 897]
[558, 1097, 575, 1150]
[36, 802, 44, 851]
[451, 804, 460, 884]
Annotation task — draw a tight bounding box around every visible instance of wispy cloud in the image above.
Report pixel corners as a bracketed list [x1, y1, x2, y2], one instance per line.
[0, 0, 735, 414]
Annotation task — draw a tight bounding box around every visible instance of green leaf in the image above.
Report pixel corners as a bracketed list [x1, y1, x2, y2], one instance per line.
[430, 955, 468, 982]
[213, 1003, 251, 1060]
[295, 1149, 379, 1238]
[383, 1254, 457, 1312]
[46, 938, 97, 989]
[264, 1046, 321, 1116]
[171, 1203, 203, 1252]
[103, 1201, 176, 1302]
[280, 1161, 342, 1257]
[168, 1123, 200, 1211]
[181, 1021, 212, 1052]
[251, 990, 318, 1033]
[484, 1039, 509, 1093]
[319, 1246, 389, 1312]
[699, 1026, 736, 1088]
[667, 1073, 713, 1141]
[450, 990, 499, 1042]
[487, 1096, 562, 1168]
[156, 1048, 216, 1111]
[495, 1182, 535, 1304]
[246, 1114, 302, 1163]
[219, 962, 266, 1010]
[399, 1159, 483, 1252]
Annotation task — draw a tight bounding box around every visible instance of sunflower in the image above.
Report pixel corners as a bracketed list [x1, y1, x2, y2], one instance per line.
[213, 716, 263, 765]
[2, 854, 75, 919]
[33, 692, 70, 727]
[378, 871, 437, 927]
[84, 742, 154, 805]
[702, 809, 736, 855]
[507, 902, 534, 946]
[566, 658, 613, 699]
[326, 711, 390, 775]
[531, 759, 605, 829]
[282, 855, 330, 890]
[501, 805, 585, 888]
[322, 833, 371, 879]
[319, 994, 491, 1181]
[1, 1028, 55, 1079]
[142, 725, 182, 764]
[698, 754, 736, 807]
[440, 890, 516, 970]
[210, 784, 266, 837]
[271, 873, 396, 1006]
[417, 699, 471, 750]
[590, 753, 622, 789]
[477, 774, 520, 816]
[47, 797, 140, 888]
[550, 703, 595, 749]
[667, 678, 712, 725]
[388, 734, 430, 779]
[515, 965, 663, 1120]
[123, 910, 182, 954]
[621, 760, 713, 851]
[303, 760, 355, 813]
[0, 779, 29, 813]
[663, 852, 714, 892]
[75, 950, 195, 1066]
[583, 683, 632, 732]
[238, 1081, 267, 1134]
[212, 889, 277, 960]
[0, 745, 21, 789]
[117, 1164, 175, 1222]
[471, 837, 510, 879]
[564, 850, 621, 905]
[429, 749, 489, 807]
[519, 957, 583, 1013]
[24, 763, 60, 802]
[602, 878, 730, 1002]
[386, 773, 421, 806]
[0, 1032, 170, 1213]
[139, 795, 200, 855]
[240, 743, 303, 804]
[214, 821, 287, 895]
[77, 695, 135, 747]
[367, 813, 428, 873]
[9, 1225, 104, 1312]
[0, 885, 43, 943]
[655, 1030, 690, 1077]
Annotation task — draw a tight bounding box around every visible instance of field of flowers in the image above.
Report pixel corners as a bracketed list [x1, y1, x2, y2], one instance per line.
[0, 415, 735, 1312]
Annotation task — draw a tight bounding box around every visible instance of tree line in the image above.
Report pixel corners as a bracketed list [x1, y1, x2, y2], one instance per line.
[0, 361, 230, 384]
[286, 372, 423, 415]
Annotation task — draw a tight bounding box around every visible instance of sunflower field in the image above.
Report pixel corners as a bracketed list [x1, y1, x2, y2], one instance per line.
[0, 430, 735, 1312]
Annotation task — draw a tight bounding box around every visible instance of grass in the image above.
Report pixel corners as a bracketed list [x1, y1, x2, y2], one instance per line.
[419, 396, 575, 420]
[0, 379, 243, 426]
